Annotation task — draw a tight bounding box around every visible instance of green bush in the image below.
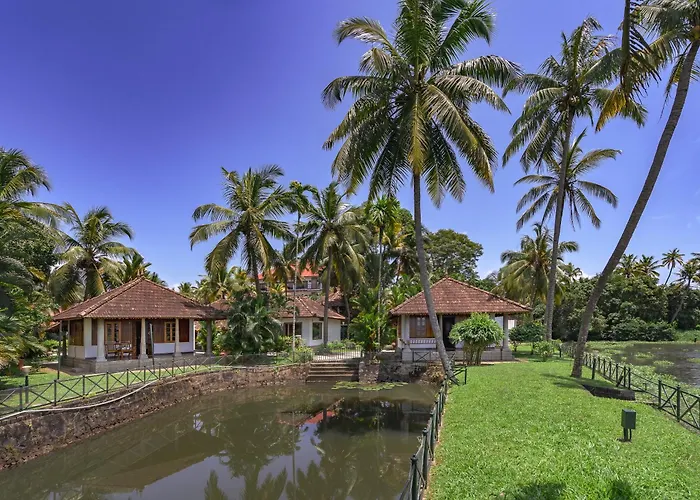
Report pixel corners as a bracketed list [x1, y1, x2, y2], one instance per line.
[294, 347, 314, 363]
[314, 346, 333, 355]
[604, 319, 675, 342]
[533, 341, 558, 361]
[509, 322, 544, 351]
[273, 334, 305, 353]
[450, 313, 504, 365]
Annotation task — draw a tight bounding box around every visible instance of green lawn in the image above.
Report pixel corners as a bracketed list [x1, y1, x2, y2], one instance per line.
[429, 358, 700, 499]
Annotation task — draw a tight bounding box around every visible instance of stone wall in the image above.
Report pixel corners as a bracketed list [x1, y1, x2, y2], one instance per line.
[0, 364, 308, 469]
[358, 353, 444, 385]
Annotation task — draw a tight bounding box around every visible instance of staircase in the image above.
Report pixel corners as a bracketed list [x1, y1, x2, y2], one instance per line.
[306, 359, 360, 383]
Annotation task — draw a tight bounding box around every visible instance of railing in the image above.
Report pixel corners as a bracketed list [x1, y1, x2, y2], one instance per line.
[398, 375, 453, 500]
[569, 349, 700, 431]
[0, 352, 310, 417]
[412, 350, 457, 364]
[311, 345, 363, 361]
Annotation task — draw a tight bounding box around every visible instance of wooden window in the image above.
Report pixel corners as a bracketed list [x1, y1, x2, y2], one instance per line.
[105, 321, 121, 343]
[164, 321, 176, 343]
[284, 322, 303, 336]
[69, 321, 84, 346]
[409, 317, 433, 338]
[312, 322, 323, 341]
[179, 319, 189, 343]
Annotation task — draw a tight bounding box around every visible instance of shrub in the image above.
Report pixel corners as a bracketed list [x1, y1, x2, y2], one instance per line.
[533, 341, 558, 361]
[605, 319, 675, 342]
[273, 334, 305, 353]
[509, 322, 544, 352]
[294, 347, 314, 363]
[449, 313, 503, 365]
[314, 346, 333, 355]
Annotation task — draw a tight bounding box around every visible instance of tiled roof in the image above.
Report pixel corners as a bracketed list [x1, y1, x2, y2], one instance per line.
[258, 264, 318, 280]
[323, 289, 344, 306]
[390, 277, 530, 316]
[53, 278, 227, 320]
[279, 296, 345, 320]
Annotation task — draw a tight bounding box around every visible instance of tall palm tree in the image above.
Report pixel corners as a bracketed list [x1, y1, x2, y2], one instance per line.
[196, 266, 251, 304]
[661, 248, 684, 285]
[635, 254, 661, 279]
[365, 195, 400, 341]
[498, 223, 579, 310]
[0, 148, 65, 229]
[177, 282, 196, 299]
[573, 1, 700, 377]
[323, 0, 519, 378]
[114, 252, 165, 285]
[0, 257, 35, 314]
[504, 17, 646, 341]
[190, 165, 292, 294]
[515, 130, 620, 231]
[299, 182, 367, 344]
[287, 180, 315, 358]
[616, 253, 639, 279]
[49, 204, 134, 306]
[670, 260, 700, 322]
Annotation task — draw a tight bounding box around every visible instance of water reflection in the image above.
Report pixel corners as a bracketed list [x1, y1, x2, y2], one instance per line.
[0, 384, 435, 500]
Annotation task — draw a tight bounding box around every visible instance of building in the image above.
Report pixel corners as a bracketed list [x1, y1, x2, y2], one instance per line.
[390, 277, 530, 362]
[278, 296, 345, 347]
[53, 278, 225, 372]
[259, 265, 323, 294]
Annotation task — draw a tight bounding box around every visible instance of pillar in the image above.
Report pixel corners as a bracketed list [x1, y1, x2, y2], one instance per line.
[83, 318, 92, 347]
[189, 319, 195, 353]
[139, 318, 148, 360]
[206, 320, 213, 356]
[174, 318, 181, 356]
[502, 315, 510, 350]
[96, 319, 106, 361]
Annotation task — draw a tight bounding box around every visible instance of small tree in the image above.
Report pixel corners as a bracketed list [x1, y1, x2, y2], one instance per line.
[509, 322, 545, 352]
[450, 314, 504, 365]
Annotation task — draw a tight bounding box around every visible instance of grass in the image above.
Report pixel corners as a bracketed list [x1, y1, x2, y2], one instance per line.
[429, 358, 700, 499]
[674, 329, 700, 342]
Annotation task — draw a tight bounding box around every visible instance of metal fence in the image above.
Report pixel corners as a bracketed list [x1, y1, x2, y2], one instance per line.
[311, 346, 364, 361]
[0, 352, 310, 417]
[573, 350, 700, 431]
[398, 375, 452, 500]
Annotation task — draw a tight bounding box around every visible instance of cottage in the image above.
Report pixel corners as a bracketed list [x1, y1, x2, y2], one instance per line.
[53, 277, 225, 372]
[390, 277, 530, 362]
[279, 296, 345, 347]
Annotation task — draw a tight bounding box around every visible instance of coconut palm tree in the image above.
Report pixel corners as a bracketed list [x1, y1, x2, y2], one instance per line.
[190, 165, 292, 294]
[113, 252, 165, 286]
[48, 204, 134, 306]
[177, 282, 196, 299]
[498, 223, 579, 311]
[0, 257, 35, 314]
[635, 254, 662, 279]
[573, 0, 700, 377]
[0, 148, 65, 229]
[299, 182, 367, 345]
[505, 17, 646, 341]
[515, 130, 620, 231]
[323, 0, 519, 378]
[661, 248, 684, 285]
[196, 266, 251, 304]
[670, 260, 700, 322]
[616, 254, 639, 279]
[365, 195, 400, 341]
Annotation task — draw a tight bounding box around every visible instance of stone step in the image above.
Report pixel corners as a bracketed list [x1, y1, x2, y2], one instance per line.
[306, 374, 358, 382]
[310, 362, 360, 367]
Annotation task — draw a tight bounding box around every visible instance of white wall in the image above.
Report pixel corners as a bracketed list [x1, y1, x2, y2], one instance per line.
[281, 318, 342, 347]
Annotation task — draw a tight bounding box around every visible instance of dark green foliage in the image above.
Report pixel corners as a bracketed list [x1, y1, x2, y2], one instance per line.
[533, 340, 558, 361]
[510, 322, 544, 351]
[605, 319, 675, 342]
[450, 313, 503, 365]
[425, 229, 483, 283]
[221, 293, 283, 355]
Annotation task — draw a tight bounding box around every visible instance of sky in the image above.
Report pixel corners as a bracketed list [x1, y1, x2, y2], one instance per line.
[2, 0, 698, 286]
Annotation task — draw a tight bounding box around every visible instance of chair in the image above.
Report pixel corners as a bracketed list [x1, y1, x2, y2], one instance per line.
[121, 343, 135, 360]
[105, 342, 119, 359]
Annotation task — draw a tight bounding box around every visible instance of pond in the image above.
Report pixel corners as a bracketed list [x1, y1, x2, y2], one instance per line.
[587, 342, 700, 389]
[0, 383, 436, 499]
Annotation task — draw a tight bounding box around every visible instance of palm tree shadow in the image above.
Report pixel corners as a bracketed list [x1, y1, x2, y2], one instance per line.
[508, 479, 636, 499]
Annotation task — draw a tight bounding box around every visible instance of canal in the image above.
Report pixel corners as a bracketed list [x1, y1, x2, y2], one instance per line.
[0, 383, 436, 499]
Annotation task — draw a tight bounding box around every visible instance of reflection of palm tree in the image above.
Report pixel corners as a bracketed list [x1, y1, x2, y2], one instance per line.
[242, 469, 288, 500]
[204, 470, 228, 500]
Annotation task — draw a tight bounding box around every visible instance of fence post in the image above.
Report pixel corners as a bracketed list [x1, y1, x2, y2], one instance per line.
[24, 375, 29, 407]
[658, 379, 662, 408]
[410, 455, 420, 500]
[106, 372, 110, 393]
[53, 379, 57, 406]
[159, 364, 162, 379]
[126, 369, 130, 388]
[422, 428, 429, 483]
[676, 386, 681, 421]
[591, 357, 596, 380]
[615, 363, 619, 385]
[82, 374, 86, 397]
[143, 367, 146, 384]
[19, 385, 23, 411]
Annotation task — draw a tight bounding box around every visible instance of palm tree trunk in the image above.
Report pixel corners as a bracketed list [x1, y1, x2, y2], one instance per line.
[544, 113, 574, 342]
[664, 267, 673, 286]
[413, 174, 456, 382]
[572, 41, 699, 378]
[322, 250, 332, 346]
[249, 242, 261, 295]
[377, 228, 384, 344]
[670, 282, 689, 323]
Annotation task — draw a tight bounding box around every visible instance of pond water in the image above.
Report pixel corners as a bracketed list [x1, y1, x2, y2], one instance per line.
[0, 383, 436, 500]
[588, 342, 700, 389]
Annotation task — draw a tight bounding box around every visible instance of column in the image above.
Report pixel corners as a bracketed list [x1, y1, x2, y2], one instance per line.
[96, 319, 106, 361]
[206, 320, 213, 356]
[502, 315, 510, 350]
[189, 319, 195, 353]
[174, 318, 181, 356]
[139, 318, 148, 360]
[83, 318, 92, 347]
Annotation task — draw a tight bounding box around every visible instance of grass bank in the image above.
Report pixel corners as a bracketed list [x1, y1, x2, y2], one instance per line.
[429, 358, 700, 499]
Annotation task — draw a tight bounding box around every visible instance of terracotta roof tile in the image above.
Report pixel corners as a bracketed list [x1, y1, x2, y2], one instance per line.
[53, 278, 226, 320]
[390, 277, 530, 316]
[279, 296, 345, 320]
